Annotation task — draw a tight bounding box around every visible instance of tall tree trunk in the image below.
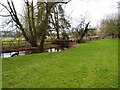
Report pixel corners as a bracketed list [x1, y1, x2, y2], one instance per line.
[39, 7, 51, 52]
[56, 28, 60, 39]
[39, 33, 46, 52]
[30, 37, 38, 47]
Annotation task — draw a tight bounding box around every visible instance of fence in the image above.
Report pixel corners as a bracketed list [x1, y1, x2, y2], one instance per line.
[2, 40, 30, 49]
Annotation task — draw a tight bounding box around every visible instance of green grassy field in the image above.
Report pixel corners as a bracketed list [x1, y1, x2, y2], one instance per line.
[2, 39, 118, 88]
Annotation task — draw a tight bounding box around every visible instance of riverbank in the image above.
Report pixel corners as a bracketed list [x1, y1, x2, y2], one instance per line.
[2, 39, 118, 88]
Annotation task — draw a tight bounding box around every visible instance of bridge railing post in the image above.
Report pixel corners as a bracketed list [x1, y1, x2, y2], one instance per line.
[9, 41, 11, 48]
[18, 40, 20, 48]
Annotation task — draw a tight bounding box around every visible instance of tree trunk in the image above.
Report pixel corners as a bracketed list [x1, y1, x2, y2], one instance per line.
[39, 33, 46, 52]
[56, 28, 60, 39]
[39, 7, 51, 52]
[30, 38, 38, 47]
[79, 22, 90, 43]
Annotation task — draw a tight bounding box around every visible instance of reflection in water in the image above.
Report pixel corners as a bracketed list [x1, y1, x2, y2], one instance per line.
[1, 51, 26, 58]
[1, 47, 65, 58]
[47, 48, 62, 52]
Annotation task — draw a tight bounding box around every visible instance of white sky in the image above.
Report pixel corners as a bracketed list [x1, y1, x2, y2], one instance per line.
[65, 0, 118, 27]
[0, 0, 119, 29]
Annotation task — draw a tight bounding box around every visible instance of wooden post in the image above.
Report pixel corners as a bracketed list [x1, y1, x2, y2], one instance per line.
[2, 53, 4, 58]
[18, 40, 20, 48]
[25, 40, 27, 47]
[2, 41, 3, 49]
[9, 41, 11, 48]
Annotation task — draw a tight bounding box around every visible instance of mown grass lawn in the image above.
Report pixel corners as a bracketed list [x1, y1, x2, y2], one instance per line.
[2, 39, 118, 88]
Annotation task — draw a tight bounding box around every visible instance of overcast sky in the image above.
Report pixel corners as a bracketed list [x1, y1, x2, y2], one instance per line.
[65, 0, 118, 27]
[0, 0, 119, 29]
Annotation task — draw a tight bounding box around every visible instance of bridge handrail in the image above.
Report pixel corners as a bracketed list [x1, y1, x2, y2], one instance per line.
[2, 40, 30, 48]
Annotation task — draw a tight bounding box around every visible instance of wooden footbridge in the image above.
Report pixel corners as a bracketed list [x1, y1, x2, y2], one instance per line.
[2, 40, 32, 53]
[2, 40, 74, 53]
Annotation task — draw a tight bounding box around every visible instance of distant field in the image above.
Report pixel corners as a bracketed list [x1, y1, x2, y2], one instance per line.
[1, 37, 29, 48]
[1, 37, 25, 41]
[2, 39, 118, 88]
[1, 37, 51, 48]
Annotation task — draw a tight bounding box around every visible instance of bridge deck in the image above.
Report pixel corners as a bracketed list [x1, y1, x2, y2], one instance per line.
[2, 44, 61, 53]
[2, 40, 75, 53]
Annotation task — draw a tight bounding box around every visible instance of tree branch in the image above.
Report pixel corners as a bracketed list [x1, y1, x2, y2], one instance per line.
[0, 14, 11, 17]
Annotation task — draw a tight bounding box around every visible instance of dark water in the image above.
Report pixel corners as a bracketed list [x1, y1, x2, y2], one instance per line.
[1, 51, 26, 58]
[1, 47, 65, 58]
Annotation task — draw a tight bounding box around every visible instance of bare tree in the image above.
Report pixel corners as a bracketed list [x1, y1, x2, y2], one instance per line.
[50, 4, 71, 39]
[75, 18, 91, 43]
[99, 14, 118, 38]
[0, 0, 70, 52]
[0, 0, 38, 47]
